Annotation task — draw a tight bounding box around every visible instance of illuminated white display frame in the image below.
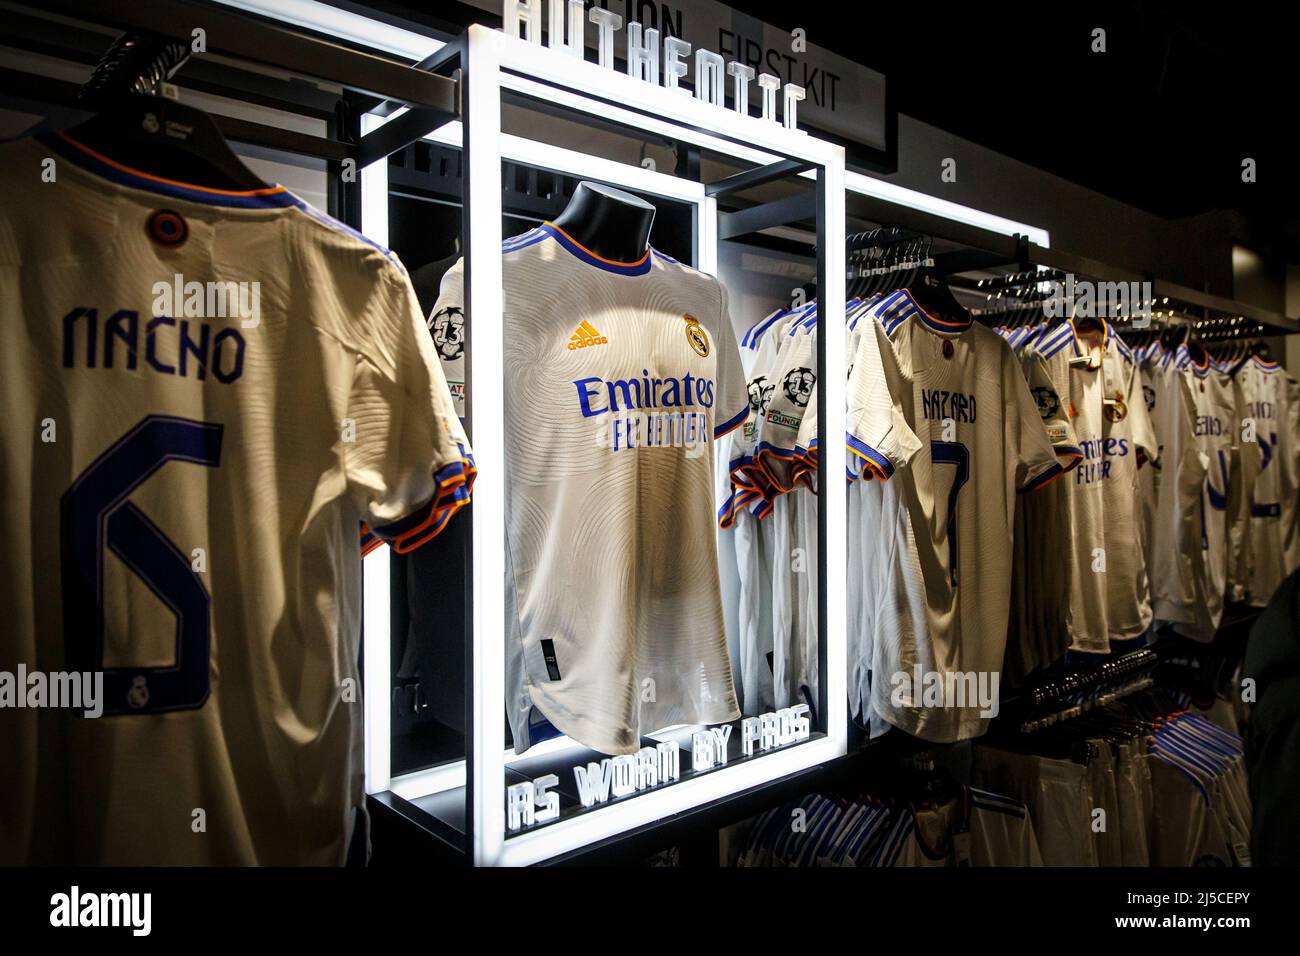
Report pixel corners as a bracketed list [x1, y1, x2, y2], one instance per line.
[355, 25, 847, 866]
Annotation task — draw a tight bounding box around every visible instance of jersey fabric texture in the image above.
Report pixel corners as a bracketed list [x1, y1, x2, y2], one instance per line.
[0, 133, 471, 865]
[430, 223, 748, 755]
[848, 291, 1064, 742]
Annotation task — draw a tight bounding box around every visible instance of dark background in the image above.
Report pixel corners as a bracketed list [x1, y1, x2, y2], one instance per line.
[347, 1, 1300, 265]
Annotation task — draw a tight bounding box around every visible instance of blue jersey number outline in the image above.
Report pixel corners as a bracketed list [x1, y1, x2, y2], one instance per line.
[61, 415, 223, 716]
[932, 440, 970, 587]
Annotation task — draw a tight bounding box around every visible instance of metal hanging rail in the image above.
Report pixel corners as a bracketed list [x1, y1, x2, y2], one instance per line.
[0, 0, 459, 162]
[844, 186, 1300, 335]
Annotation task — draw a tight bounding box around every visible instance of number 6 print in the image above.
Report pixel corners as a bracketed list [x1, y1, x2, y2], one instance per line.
[61, 416, 223, 716]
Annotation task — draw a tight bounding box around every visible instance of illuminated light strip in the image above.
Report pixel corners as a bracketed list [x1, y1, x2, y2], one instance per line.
[361, 545, 391, 795]
[360, 111, 393, 797]
[416, 118, 708, 205]
[499, 73, 823, 175]
[389, 734, 583, 801]
[844, 169, 1050, 248]
[497, 69, 1047, 246]
[212, 0, 445, 62]
[464, 26, 508, 869]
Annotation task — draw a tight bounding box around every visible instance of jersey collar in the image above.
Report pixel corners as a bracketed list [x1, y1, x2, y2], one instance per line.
[37, 131, 297, 209]
[898, 287, 973, 335]
[1067, 317, 1111, 358]
[540, 221, 653, 276]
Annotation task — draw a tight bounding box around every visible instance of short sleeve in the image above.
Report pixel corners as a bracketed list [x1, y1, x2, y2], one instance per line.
[753, 323, 817, 494]
[713, 283, 750, 441]
[791, 381, 819, 492]
[720, 311, 791, 518]
[1126, 360, 1160, 466]
[845, 319, 920, 480]
[426, 258, 468, 420]
[347, 266, 475, 556]
[1022, 351, 1082, 468]
[1006, 356, 1064, 494]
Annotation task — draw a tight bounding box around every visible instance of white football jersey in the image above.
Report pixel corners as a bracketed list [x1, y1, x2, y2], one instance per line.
[1225, 368, 1261, 602]
[1006, 325, 1080, 679]
[722, 308, 789, 713]
[1283, 374, 1300, 572]
[1145, 342, 1209, 631]
[1236, 355, 1299, 604]
[1028, 321, 1158, 653]
[431, 223, 748, 755]
[0, 133, 471, 864]
[754, 314, 818, 493]
[723, 304, 809, 514]
[848, 291, 1064, 742]
[1150, 345, 1237, 639]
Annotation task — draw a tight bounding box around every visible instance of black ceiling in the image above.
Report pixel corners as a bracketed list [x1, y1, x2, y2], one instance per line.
[739, 1, 1299, 250]
[352, 1, 1299, 254]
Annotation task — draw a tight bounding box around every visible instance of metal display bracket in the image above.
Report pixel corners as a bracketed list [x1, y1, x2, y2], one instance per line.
[0, 0, 459, 163]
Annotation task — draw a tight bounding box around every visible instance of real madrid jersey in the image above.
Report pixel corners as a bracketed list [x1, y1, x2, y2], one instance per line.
[1028, 320, 1158, 653]
[1236, 354, 1299, 604]
[847, 291, 1065, 743]
[1149, 344, 1236, 640]
[0, 134, 472, 864]
[431, 223, 748, 755]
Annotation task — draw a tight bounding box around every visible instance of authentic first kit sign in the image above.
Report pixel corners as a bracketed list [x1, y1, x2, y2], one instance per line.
[476, 0, 887, 151]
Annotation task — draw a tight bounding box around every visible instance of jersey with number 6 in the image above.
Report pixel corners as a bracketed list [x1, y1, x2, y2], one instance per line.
[847, 291, 1065, 742]
[0, 133, 472, 865]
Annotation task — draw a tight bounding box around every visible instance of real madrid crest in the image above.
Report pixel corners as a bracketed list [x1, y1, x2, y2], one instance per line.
[1104, 399, 1128, 422]
[684, 313, 709, 357]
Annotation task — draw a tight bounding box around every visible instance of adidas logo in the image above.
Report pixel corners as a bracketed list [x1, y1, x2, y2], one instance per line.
[567, 320, 608, 350]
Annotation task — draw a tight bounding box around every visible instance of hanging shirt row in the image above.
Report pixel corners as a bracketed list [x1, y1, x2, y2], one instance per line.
[720, 287, 1300, 746]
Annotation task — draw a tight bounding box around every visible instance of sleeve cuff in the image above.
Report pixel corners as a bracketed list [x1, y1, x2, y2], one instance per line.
[362, 444, 477, 556]
[714, 406, 749, 440]
[1018, 460, 1064, 494]
[846, 432, 897, 481]
[1055, 445, 1084, 472]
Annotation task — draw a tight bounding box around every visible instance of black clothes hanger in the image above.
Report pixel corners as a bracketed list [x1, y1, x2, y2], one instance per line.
[905, 238, 970, 326]
[67, 33, 269, 192]
[550, 181, 656, 263]
[1250, 339, 1275, 362]
[1160, 323, 1190, 351]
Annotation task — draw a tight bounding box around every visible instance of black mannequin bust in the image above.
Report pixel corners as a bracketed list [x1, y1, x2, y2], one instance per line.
[551, 181, 656, 263]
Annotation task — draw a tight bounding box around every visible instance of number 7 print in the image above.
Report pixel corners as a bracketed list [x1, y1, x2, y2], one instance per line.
[931, 441, 970, 587]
